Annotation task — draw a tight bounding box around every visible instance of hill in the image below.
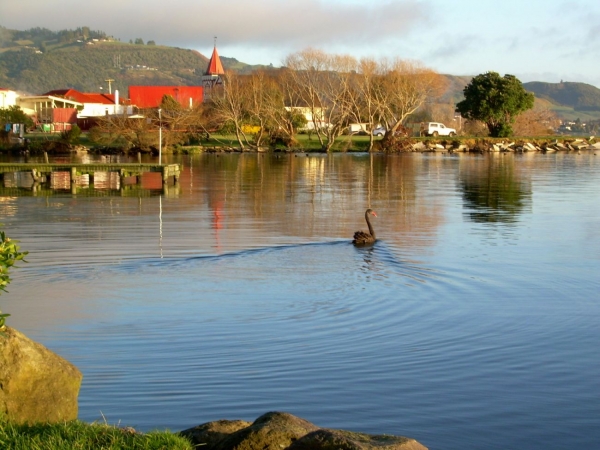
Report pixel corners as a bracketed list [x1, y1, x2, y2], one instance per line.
[523, 81, 600, 111]
[0, 25, 273, 95]
[2, 26, 600, 121]
[522, 81, 600, 121]
[0, 25, 213, 94]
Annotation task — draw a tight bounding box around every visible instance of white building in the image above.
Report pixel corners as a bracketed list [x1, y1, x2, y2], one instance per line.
[0, 89, 19, 109]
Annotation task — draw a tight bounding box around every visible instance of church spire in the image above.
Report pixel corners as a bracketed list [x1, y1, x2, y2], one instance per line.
[205, 36, 224, 76]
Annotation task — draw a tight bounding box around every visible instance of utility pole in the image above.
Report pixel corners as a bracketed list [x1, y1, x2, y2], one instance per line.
[105, 79, 114, 94]
[158, 108, 162, 165]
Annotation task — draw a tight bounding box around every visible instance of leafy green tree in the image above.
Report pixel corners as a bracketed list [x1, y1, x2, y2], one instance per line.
[0, 227, 28, 327]
[0, 105, 34, 129]
[456, 72, 534, 137]
[60, 124, 82, 144]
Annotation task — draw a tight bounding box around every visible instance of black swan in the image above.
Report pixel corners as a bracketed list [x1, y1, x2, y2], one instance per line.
[352, 209, 377, 245]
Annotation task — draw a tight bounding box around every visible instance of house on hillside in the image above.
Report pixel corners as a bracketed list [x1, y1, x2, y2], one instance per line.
[128, 86, 204, 109]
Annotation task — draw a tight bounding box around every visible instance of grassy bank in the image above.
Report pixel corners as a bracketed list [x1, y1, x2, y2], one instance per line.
[0, 420, 193, 450]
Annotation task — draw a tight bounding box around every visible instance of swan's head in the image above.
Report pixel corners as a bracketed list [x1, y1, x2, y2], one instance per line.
[366, 209, 377, 217]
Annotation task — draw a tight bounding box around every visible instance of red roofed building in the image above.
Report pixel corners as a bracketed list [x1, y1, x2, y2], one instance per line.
[43, 89, 132, 118]
[17, 88, 133, 131]
[128, 86, 204, 109]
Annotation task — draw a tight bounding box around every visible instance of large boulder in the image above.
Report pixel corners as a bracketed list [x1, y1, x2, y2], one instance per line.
[179, 419, 252, 448]
[0, 326, 82, 424]
[289, 428, 427, 450]
[180, 411, 427, 450]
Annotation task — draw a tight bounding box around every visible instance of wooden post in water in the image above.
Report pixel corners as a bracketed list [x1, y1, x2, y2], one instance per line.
[161, 166, 168, 185]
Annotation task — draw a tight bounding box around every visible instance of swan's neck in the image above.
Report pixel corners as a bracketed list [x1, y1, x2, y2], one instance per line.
[366, 212, 376, 239]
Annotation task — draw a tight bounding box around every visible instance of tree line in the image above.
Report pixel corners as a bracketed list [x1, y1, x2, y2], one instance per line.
[93, 48, 450, 152]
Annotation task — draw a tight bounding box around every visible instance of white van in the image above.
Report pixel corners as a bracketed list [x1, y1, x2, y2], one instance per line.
[421, 122, 457, 137]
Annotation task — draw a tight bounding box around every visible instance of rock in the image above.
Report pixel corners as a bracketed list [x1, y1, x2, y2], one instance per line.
[525, 142, 538, 151]
[289, 428, 428, 450]
[0, 326, 82, 424]
[180, 419, 251, 448]
[194, 411, 318, 450]
[180, 411, 427, 450]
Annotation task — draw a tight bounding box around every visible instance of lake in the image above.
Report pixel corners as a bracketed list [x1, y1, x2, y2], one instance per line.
[2, 151, 600, 449]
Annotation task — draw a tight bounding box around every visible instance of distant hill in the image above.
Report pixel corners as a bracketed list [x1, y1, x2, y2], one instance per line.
[0, 25, 267, 95]
[523, 81, 600, 112]
[2, 26, 600, 121]
[441, 78, 600, 121]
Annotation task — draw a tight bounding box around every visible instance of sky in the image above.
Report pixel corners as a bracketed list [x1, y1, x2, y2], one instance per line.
[2, 0, 600, 88]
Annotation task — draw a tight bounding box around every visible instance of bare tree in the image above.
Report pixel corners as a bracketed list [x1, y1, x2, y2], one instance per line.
[208, 71, 252, 149]
[90, 96, 208, 152]
[90, 112, 156, 151]
[156, 95, 208, 148]
[284, 49, 357, 152]
[379, 59, 446, 142]
[351, 58, 388, 151]
[512, 104, 560, 136]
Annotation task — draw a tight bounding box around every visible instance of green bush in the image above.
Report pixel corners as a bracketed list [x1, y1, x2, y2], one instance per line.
[59, 124, 82, 144]
[0, 226, 28, 327]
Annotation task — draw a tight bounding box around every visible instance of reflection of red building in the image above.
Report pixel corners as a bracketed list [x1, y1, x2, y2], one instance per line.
[129, 86, 204, 109]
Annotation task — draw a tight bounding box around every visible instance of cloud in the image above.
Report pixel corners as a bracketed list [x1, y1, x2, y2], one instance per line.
[3, 0, 600, 87]
[1, 0, 429, 54]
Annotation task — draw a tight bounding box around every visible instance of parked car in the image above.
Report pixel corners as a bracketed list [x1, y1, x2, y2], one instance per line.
[372, 126, 386, 137]
[420, 122, 456, 137]
[372, 125, 411, 137]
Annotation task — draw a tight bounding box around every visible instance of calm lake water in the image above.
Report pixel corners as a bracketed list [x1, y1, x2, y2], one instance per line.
[2, 151, 600, 449]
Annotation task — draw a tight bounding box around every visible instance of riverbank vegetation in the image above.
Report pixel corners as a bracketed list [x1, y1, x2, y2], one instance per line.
[87, 48, 448, 154]
[0, 419, 193, 449]
[0, 227, 27, 329]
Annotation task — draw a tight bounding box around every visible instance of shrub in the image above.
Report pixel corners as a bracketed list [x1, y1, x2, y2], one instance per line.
[0, 227, 28, 327]
[60, 124, 82, 144]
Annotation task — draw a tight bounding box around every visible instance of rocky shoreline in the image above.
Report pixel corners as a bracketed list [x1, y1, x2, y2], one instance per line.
[2, 329, 427, 449]
[407, 137, 600, 154]
[180, 411, 428, 450]
[197, 137, 600, 155]
[9, 136, 599, 156]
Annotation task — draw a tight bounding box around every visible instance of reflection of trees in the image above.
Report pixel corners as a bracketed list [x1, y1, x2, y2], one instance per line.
[186, 153, 448, 251]
[459, 155, 531, 223]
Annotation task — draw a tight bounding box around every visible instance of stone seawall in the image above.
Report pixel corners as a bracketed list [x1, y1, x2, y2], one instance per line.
[198, 137, 600, 154]
[406, 137, 600, 154]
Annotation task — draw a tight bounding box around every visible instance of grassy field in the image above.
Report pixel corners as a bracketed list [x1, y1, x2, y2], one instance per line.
[0, 419, 193, 450]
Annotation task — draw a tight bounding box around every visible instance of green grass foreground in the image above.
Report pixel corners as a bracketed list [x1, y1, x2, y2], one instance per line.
[0, 420, 193, 450]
